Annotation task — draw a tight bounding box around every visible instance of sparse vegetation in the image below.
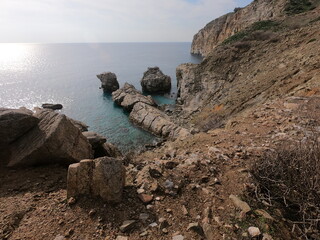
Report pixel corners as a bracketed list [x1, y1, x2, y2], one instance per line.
[222, 20, 280, 45]
[285, 0, 315, 15]
[253, 138, 320, 239]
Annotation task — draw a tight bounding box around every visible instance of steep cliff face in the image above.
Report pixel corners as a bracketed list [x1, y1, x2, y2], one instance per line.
[191, 0, 287, 56]
[178, 7, 320, 130]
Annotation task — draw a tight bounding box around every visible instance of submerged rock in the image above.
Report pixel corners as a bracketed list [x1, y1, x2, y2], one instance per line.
[67, 157, 125, 202]
[7, 109, 93, 167]
[0, 108, 39, 145]
[97, 72, 120, 92]
[42, 103, 63, 110]
[141, 67, 171, 93]
[112, 83, 156, 111]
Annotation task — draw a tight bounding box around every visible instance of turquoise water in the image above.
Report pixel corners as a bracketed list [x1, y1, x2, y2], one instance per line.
[0, 43, 201, 152]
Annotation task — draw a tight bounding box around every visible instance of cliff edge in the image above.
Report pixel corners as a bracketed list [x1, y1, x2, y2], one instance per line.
[191, 0, 289, 56]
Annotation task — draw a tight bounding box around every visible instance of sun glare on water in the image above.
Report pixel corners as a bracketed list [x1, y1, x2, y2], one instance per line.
[0, 43, 34, 71]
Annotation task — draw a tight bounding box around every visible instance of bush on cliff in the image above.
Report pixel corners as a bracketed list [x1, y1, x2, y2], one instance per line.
[285, 0, 316, 15]
[222, 20, 280, 45]
[253, 137, 320, 238]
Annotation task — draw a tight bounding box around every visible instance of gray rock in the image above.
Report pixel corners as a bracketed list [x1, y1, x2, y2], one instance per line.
[130, 102, 190, 140]
[229, 194, 251, 213]
[112, 83, 156, 111]
[67, 157, 125, 202]
[0, 108, 39, 145]
[42, 103, 63, 110]
[7, 109, 93, 167]
[172, 235, 184, 240]
[97, 72, 119, 92]
[141, 67, 171, 93]
[120, 220, 136, 232]
[202, 223, 215, 240]
[68, 118, 88, 132]
[82, 131, 107, 148]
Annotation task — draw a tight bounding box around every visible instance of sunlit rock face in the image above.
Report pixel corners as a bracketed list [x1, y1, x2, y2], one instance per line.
[191, 0, 287, 57]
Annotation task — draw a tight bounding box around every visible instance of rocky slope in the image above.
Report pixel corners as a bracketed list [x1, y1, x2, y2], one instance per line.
[1, 2, 320, 240]
[179, 7, 320, 131]
[191, 0, 320, 56]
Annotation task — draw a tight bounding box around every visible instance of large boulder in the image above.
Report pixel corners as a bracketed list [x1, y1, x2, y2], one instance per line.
[7, 109, 93, 167]
[141, 67, 171, 93]
[0, 108, 39, 145]
[97, 72, 120, 92]
[67, 157, 125, 202]
[68, 117, 89, 132]
[112, 83, 156, 111]
[130, 102, 190, 140]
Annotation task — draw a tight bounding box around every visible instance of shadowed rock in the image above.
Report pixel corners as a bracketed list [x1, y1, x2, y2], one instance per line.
[42, 103, 63, 110]
[112, 83, 156, 111]
[67, 157, 125, 202]
[7, 109, 93, 167]
[0, 108, 39, 145]
[141, 67, 171, 93]
[97, 72, 120, 92]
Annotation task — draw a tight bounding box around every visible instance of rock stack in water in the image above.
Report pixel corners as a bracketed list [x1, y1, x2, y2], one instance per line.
[112, 83, 190, 140]
[140, 67, 171, 93]
[97, 72, 120, 92]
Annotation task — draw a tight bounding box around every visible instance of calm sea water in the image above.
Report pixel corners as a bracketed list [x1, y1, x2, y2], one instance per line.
[0, 43, 201, 152]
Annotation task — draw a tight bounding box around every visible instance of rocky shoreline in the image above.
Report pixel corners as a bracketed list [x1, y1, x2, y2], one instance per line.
[1, 1, 320, 239]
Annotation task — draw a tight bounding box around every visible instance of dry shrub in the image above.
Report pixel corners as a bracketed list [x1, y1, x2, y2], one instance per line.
[253, 137, 320, 239]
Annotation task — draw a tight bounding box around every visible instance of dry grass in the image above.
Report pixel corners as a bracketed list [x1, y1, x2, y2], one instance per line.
[253, 137, 320, 239]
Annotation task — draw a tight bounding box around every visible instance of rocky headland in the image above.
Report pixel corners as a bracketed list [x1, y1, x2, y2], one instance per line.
[1, 1, 320, 239]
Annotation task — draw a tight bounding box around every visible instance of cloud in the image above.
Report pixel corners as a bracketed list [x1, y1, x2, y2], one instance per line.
[0, 0, 250, 42]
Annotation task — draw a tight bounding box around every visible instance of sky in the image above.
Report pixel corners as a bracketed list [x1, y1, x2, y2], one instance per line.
[0, 0, 252, 43]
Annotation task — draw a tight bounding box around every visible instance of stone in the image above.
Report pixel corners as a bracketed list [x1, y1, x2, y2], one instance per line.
[67, 157, 125, 202]
[0, 108, 39, 145]
[115, 236, 128, 240]
[248, 226, 261, 237]
[202, 223, 215, 240]
[139, 213, 149, 222]
[255, 209, 274, 221]
[54, 234, 65, 240]
[141, 67, 171, 93]
[82, 131, 107, 148]
[262, 233, 274, 240]
[101, 143, 123, 158]
[172, 235, 184, 240]
[187, 222, 203, 235]
[68, 117, 88, 132]
[112, 83, 156, 111]
[97, 72, 120, 92]
[229, 194, 251, 213]
[138, 194, 153, 204]
[159, 218, 169, 230]
[7, 109, 93, 167]
[42, 103, 63, 110]
[130, 102, 190, 140]
[120, 220, 136, 232]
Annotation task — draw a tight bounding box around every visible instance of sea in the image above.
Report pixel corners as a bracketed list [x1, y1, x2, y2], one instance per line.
[0, 43, 202, 152]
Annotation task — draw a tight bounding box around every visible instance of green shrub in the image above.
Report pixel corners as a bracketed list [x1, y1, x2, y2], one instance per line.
[222, 20, 280, 45]
[285, 0, 315, 15]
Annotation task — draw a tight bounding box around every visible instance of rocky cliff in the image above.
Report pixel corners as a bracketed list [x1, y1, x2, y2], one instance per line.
[191, 0, 287, 56]
[179, 7, 320, 130]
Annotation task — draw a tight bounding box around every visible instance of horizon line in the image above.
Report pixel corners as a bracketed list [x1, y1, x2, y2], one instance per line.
[0, 41, 192, 44]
